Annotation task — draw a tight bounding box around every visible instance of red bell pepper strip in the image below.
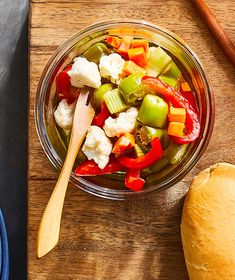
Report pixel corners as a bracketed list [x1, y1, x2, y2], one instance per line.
[141, 76, 200, 144]
[56, 65, 79, 103]
[125, 169, 145, 192]
[75, 157, 124, 176]
[75, 158, 145, 191]
[180, 90, 198, 113]
[118, 137, 163, 169]
[92, 101, 111, 128]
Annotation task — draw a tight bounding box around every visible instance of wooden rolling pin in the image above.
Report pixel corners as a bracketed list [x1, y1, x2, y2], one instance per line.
[192, 0, 235, 67]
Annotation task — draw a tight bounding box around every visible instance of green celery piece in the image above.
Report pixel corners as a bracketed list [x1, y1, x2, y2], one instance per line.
[104, 89, 127, 114]
[119, 72, 145, 105]
[145, 47, 172, 77]
[161, 129, 171, 149]
[52, 125, 87, 164]
[47, 124, 68, 161]
[163, 143, 188, 164]
[158, 75, 180, 90]
[148, 157, 169, 173]
[163, 61, 182, 80]
[92, 83, 114, 109]
[83, 43, 109, 64]
[60, 128, 71, 148]
[76, 150, 87, 164]
[137, 94, 168, 128]
[134, 144, 145, 157]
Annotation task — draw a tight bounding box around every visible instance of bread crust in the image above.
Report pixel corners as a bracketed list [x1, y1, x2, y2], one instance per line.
[181, 163, 235, 280]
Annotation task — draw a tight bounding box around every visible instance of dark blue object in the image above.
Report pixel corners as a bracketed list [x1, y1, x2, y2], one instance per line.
[0, 230, 2, 276]
[0, 0, 28, 279]
[0, 210, 9, 280]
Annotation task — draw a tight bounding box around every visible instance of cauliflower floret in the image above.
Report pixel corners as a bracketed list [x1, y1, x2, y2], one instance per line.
[54, 99, 75, 129]
[67, 57, 101, 88]
[103, 107, 138, 137]
[99, 53, 125, 84]
[82, 126, 113, 169]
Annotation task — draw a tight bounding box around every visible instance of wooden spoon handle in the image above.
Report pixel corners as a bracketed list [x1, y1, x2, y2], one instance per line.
[37, 89, 95, 258]
[192, 0, 235, 67]
[37, 134, 85, 258]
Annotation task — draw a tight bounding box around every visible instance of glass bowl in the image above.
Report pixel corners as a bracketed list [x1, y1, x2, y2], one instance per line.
[35, 19, 215, 200]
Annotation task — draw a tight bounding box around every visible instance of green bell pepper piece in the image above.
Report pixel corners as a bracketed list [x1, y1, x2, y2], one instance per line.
[161, 129, 171, 149]
[47, 124, 68, 161]
[134, 122, 170, 152]
[56, 126, 86, 163]
[60, 128, 71, 148]
[145, 46, 172, 77]
[83, 43, 109, 64]
[145, 126, 164, 140]
[163, 142, 188, 164]
[146, 126, 170, 149]
[119, 73, 145, 105]
[76, 150, 87, 164]
[162, 61, 182, 80]
[148, 157, 169, 173]
[134, 143, 145, 158]
[92, 83, 114, 109]
[158, 75, 180, 90]
[137, 94, 168, 128]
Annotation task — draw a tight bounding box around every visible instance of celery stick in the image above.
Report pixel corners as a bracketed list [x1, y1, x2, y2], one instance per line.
[148, 157, 169, 173]
[145, 47, 172, 77]
[163, 143, 188, 164]
[104, 89, 127, 114]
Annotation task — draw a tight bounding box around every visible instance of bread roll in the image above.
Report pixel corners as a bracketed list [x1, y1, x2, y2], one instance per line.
[181, 163, 235, 280]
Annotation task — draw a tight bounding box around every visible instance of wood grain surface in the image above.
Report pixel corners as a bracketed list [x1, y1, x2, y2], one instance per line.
[29, 0, 235, 279]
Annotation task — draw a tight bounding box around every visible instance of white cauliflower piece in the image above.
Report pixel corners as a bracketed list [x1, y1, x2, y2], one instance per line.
[54, 99, 75, 129]
[67, 57, 101, 88]
[82, 126, 113, 169]
[103, 107, 138, 137]
[99, 53, 125, 84]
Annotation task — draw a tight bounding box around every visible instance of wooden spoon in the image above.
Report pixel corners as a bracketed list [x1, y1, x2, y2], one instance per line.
[192, 0, 235, 67]
[37, 88, 95, 258]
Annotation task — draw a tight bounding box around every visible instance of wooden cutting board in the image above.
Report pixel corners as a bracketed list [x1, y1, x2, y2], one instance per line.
[29, 0, 235, 279]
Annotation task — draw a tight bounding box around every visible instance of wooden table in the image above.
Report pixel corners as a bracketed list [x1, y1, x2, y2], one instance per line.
[29, 1, 235, 279]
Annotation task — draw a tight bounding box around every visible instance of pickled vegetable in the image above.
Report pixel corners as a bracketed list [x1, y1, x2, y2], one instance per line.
[158, 76, 180, 90]
[168, 107, 186, 123]
[145, 46, 172, 77]
[119, 72, 145, 105]
[163, 143, 188, 164]
[92, 83, 114, 108]
[137, 94, 168, 128]
[134, 143, 145, 157]
[148, 157, 169, 173]
[162, 61, 182, 80]
[135, 123, 169, 151]
[83, 43, 109, 64]
[168, 122, 185, 137]
[104, 89, 127, 114]
[54, 34, 201, 193]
